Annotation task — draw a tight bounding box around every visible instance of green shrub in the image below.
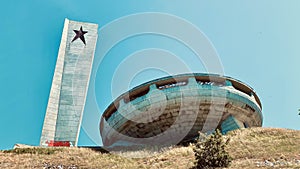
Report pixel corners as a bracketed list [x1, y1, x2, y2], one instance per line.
[2, 147, 61, 155]
[193, 129, 232, 169]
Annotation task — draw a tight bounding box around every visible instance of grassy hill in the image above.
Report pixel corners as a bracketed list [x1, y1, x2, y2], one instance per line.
[1, 127, 300, 169]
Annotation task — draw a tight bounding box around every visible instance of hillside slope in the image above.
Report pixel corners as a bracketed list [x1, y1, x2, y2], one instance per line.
[1, 127, 300, 169]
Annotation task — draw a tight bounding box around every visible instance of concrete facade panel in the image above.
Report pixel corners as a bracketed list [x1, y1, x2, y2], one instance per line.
[40, 19, 98, 146]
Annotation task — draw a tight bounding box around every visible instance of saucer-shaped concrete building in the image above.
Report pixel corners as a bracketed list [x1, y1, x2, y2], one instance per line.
[100, 73, 262, 147]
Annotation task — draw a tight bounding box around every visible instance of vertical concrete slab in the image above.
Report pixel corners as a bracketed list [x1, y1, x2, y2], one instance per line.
[40, 18, 98, 146]
[221, 115, 244, 134]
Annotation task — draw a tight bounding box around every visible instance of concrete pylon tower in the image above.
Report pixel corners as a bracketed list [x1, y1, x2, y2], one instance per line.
[40, 18, 98, 146]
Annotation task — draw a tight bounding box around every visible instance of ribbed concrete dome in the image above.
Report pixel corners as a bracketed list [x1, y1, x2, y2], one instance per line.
[100, 73, 262, 147]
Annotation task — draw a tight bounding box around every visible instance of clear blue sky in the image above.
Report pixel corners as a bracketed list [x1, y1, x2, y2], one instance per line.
[0, 0, 299, 150]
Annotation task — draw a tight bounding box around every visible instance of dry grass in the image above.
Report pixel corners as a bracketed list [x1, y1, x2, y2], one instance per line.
[1, 127, 300, 169]
[0, 147, 141, 169]
[135, 146, 195, 169]
[226, 127, 300, 169]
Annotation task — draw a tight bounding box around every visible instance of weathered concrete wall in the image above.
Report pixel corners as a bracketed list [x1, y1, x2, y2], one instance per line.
[40, 19, 98, 146]
[101, 74, 262, 147]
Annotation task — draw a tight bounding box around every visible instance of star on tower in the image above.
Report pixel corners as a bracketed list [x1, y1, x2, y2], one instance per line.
[71, 26, 88, 45]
